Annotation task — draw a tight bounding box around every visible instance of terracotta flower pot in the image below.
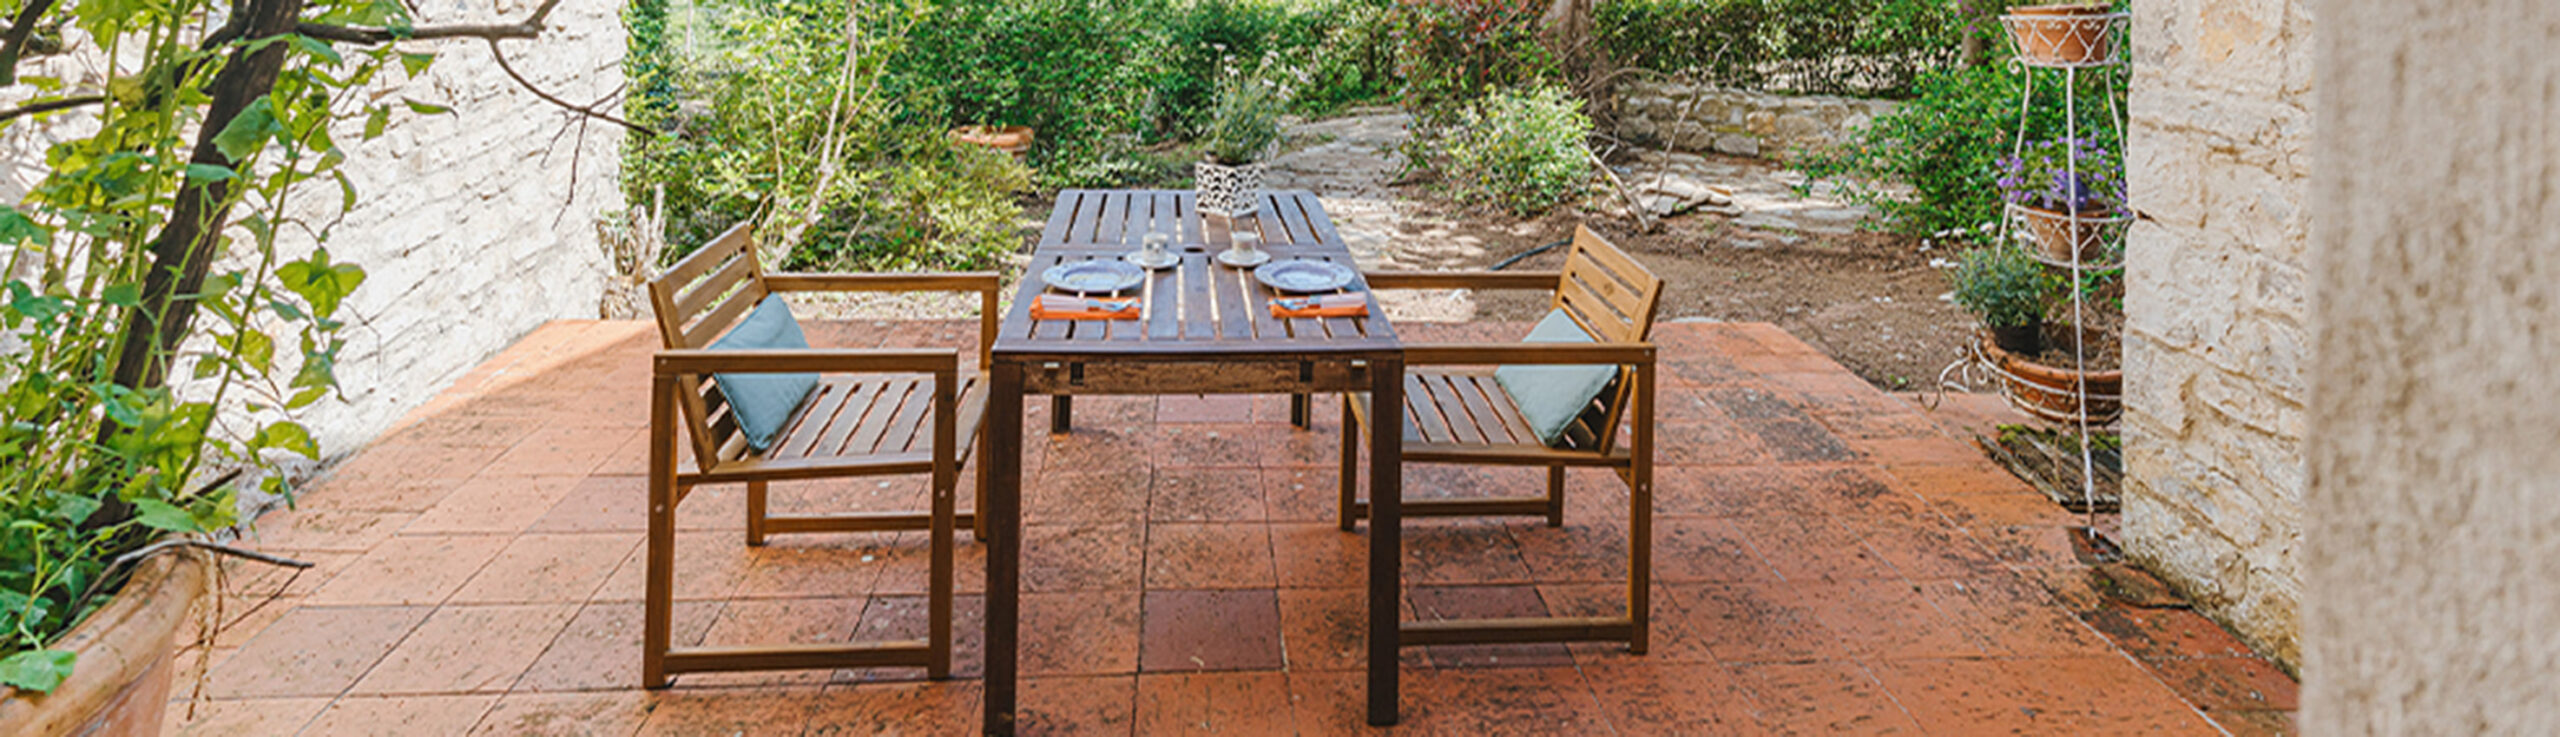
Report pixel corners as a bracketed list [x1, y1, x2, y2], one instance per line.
[1989, 322, 2044, 355]
[2017, 204, 2115, 265]
[951, 125, 1035, 160]
[1981, 330, 2121, 424]
[2004, 3, 2116, 66]
[0, 548, 210, 737]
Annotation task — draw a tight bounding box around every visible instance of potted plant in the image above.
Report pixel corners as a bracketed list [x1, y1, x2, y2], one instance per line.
[1999, 137, 2124, 265]
[1982, 323, 2123, 424]
[951, 124, 1036, 161]
[1195, 71, 1286, 219]
[2003, 3, 2117, 65]
[1951, 244, 2053, 355]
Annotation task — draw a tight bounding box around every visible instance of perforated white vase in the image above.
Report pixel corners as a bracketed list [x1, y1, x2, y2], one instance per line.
[1194, 160, 1266, 219]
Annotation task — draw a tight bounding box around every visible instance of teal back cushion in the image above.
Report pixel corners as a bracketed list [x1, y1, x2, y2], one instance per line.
[1494, 309, 1619, 448]
[708, 295, 819, 452]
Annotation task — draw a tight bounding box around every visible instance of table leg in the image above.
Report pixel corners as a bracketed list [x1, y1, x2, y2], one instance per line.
[1051, 396, 1072, 434]
[1290, 393, 1310, 429]
[1365, 358, 1403, 726]
[984, 364, 1026, 736]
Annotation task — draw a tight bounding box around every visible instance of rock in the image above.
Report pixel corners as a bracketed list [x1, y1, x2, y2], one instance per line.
[1712, 135, 1762, 157]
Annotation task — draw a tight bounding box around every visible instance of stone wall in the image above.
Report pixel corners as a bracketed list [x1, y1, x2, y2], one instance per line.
[0, 0, 625, 459]
[2305, 0, 2560, 731]
[2119, 0, 2314, 669]
[1612, 79, 1897, 159]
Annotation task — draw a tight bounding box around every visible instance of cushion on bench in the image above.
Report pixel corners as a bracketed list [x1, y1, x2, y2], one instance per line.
[1493, 308, 1618, 447]
[710, 295, 821, 452]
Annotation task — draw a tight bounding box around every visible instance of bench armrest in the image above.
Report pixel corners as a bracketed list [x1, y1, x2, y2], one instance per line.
[1401, 342, 1655, 366]
[653, 348, 959, 376]
[1362, 271, 1560, 291]
[762, 272, 1001, 294]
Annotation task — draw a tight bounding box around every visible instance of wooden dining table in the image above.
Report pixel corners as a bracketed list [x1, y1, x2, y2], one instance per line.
[979, 189, 1409, 733]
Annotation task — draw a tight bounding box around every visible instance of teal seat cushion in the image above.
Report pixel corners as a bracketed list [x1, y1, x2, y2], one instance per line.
[1493, 309, 1619, 448]
[708, 295, 820, 453]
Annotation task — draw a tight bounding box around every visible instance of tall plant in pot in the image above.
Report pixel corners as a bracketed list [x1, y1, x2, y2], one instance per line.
[1195, 70, 1286, 218]
[2000, 137, 2124, 264]
[1950, 244, 2054, 354]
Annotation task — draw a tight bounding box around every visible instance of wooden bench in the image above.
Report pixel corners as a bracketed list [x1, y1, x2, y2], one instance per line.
[641, 223, 998, 685]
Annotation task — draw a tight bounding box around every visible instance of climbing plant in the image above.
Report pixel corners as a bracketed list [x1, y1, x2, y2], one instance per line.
[0, 0, 591, 693]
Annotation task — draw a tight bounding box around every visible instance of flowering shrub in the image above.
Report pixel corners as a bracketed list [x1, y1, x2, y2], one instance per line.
[1385, 0, 1555, 110]
[1433, 86, 1594, 215]
[1999, 138, 2123, 213]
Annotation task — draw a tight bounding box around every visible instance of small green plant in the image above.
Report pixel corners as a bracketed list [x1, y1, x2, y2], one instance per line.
[1795, 64, 2121, 241]
[1201, 71, 1289, 165]
[1431, 85, 1594, 216]
[1950, 245, 2054, 329]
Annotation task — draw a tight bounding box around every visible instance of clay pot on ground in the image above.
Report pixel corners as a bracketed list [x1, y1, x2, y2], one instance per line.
[0, 548, 211, 737]
[2017, 204, 2115, 265]
[951, 125, 1035, 160]
[1194, 159, 1267, 219]
[2004, 3, 2116, 66]
[1981, 329, 2121, 424]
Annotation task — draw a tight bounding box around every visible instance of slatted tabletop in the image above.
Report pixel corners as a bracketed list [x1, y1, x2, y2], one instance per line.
[996, 189, 1398, 359]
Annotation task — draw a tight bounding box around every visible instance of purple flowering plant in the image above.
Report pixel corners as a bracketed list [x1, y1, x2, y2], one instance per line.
[1997, 137, 2123, 213]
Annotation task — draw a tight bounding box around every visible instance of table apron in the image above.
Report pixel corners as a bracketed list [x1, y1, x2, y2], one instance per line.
[1010, 358, 1377, 395]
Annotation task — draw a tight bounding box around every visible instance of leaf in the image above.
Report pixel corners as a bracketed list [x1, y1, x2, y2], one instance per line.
[286, 385, 331, 410]
[399, 51, 435, 76]
[101, 282, 140, 308]
[0, 650, 75, 693]
[183, 163, 237, 183]
[277, 251, 366, 318]
[252, 421, 319, 459]
[363, 104, 390, 140]
[131, 498, 200, 532]
[211, 97, 282, 162]
[291, 35, 345, 65]
[0, 207, 49, 247]
[401, 99, 453, 116]
[48, 491, 99, 525]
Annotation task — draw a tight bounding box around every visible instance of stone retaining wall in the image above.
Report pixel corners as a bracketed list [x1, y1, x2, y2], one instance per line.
[1611, 79, 1898, 159]
[2120, 0, 2312, 670]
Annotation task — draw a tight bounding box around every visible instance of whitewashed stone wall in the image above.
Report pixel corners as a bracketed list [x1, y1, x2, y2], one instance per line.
[2120, 0, 2313, 669]
[1612, 79, 1897, 159]
[0, 0, 625, 459]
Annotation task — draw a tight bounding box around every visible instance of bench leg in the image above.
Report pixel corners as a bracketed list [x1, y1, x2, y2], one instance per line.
[1546, 467, 1566, 528]
[746, 480, 769, 546]
[1339, 396, 1359, 532]
[1291, 393, 1311, 429]
[930, 469, 956, 679]
[1051, 396, 1072, 434]
[645, 376, 679, 689]
[972, 462, 992, 545]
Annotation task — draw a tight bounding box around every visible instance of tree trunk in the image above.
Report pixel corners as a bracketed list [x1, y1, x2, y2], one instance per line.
[108, 0, 302, 392]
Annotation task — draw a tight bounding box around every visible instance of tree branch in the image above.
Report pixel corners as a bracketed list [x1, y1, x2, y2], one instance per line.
[293, 0, 562, 44]
[0, 0, 59, 84]
[483, 38, 659, 137]
[0, 92, 101, 123]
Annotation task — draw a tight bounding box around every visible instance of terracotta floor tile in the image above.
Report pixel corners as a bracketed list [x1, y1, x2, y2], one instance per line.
[1278, 588, 1383, 673]
[1042, 427, 1154, 477]
[468, 691, 655, 736]
[633, 685, 822, 736]
[1837, 512, 2008, 581]
[1159, 394, 1255, 423]
[593, 527, 754, 602]
[1145, 523, 1276, 590]
[185, 590, 308, 653]
[807, 681, 984, 735]
[838, 594, 985, 682]
[527, 474, 648, 533]
[1508, 518, 1631, 584]
[405, 475, 583, 535]
[208, 605, 431, 698]
[2083, 605, 2261, 660]
[2205, 708, 2297, 737]
[688, 597, 869, 687]
[1880, 462, 2038, 498]
[1655, 420, 1776, 466]
[1408, 584, 1572, 668]
[1135, 671, 1296, 735]
[305, 694, 499, 736]
[1729, 514, 1897, 582]
[1027, 467, 1150, 525]
[1261, 466, 1346, 523]
[308, 535, 507, 606]
[1139, 589, 1283, 672]
[731, 536, 892, 600]
[1791, 580, 1986, 659]
[1402, 666, 1614, 735]
[870, 528, 991, 596]
[489, 422, 637, 477]
[1921, 575, 2116, 658]
[1401, 522, 1534, 586]
[450, 532, 637, 604]
[1151, 423, 1265, 468]
[1282, 669, 1403, 737]
[770, 476, 930, 516]
[1850, 436, 1987, 469]
[1655, 466, 1830, 518]
[293, 475, 464, 513]
[215, 549, 357, 600]
[1269, 523, 1365, 589]
[1020, 675, 1139, 735]
[517, 600, 719, 692]
[1660, 583, 1846, 664]
[2144, 656, 2300, 711]
[239, 508, 416, 552]
[163, 696, 330, 736]
[1582, 663, 1764, 736]
[325, 442, 501, 487]
[353, 603, 580, 694]
[1653, 516, 1781, 583]
[1868, 657, 2219, 735]
[1148, 467, 1267, 522]
[1023, 590, 1143, 676]
[1021, 522, 1145, 593]
[1729, 661, 1918, 735]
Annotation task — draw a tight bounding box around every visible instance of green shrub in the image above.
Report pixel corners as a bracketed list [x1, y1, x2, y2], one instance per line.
[887, 0, 1159, 159]
[1793, 64, 2121, 239]
[1950, 244, 2053, 328]
[1153, 0, 1322, 135]
[1594, 0, 1960, 98]
[1383, 0, 1557, 112]
[1288, 0, 1403, 114]
[1432, 86, 1594, 216]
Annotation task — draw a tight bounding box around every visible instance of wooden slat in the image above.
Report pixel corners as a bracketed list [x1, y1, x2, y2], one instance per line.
[1401, 374, 1453, 443]
[1446, 374, 1520, 445]
[878, 377, 937, 454]
[1467, 374, 1541, 444]
[1422, 374, 1491, 445]
[1400, 617, 1635, 646]
[1213, 255, 1252, 339]
[1039, 190, 1083, 248]
[1097, 191, 1129, 247]
[681, 281, 771, 348]
[810, 378, 890, 458]
[1402, 443, 1632, 467]
[1363, 271, 1562, 291]
[687, 451, 941, 483]
[659, 221, 756, 297]
[1071, 190, 1109, 245]
[776, 380, 856, 459]
[673, 250, 757, 319]
[844, 378, 919, 455]
[763, 511, 979, 535]
[1146, 255, 1181, 340]
[1179, 252, 1214, 339]
[664, 642, 930, 673]
[1349, 497, 1552, 519]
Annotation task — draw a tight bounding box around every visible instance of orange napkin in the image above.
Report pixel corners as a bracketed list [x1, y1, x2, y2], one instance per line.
[1030, 294, 1141, 320]
[1270, 293, 1370, 318]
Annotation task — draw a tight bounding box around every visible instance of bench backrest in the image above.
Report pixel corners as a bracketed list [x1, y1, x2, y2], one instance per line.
[1549, 225, 1664, 452]
[645, 222, 769, 467]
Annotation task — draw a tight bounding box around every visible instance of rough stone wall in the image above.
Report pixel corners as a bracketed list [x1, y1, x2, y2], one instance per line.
[2305, 0, 2560, 732]
[1612, 79, 1896, 159]
[2119, 0, 2314, 669]
[0, 0, 625, 458]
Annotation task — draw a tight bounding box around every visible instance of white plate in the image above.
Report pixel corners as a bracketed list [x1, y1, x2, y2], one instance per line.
[1122, 249, 1179, 270]
[1042, 260, 1146, 294]
[1253, 259, 1357, 293]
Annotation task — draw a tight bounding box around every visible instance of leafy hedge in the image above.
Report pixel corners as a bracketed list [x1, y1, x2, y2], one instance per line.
[1596, 0, 1962, 98]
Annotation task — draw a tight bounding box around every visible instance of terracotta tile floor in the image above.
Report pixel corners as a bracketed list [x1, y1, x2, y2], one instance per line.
[171, 320, 2297, 735]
